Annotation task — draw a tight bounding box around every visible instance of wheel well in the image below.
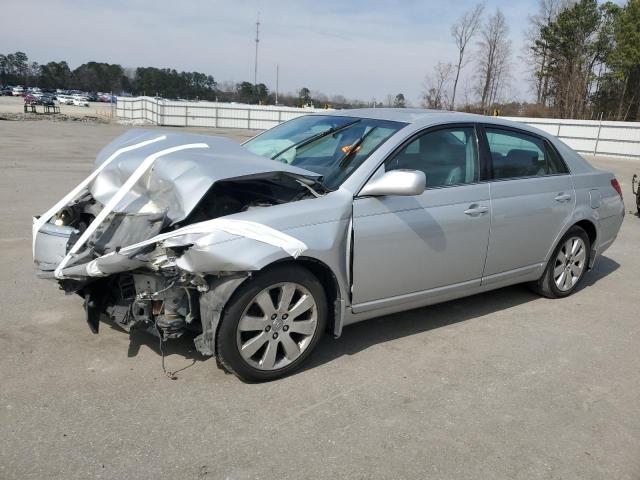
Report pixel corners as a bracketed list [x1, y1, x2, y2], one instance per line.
[265, 257, 340, 334]
[574, 219, 597, 247]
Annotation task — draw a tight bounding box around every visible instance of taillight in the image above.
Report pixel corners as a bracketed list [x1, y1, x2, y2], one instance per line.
[611, 178, 623, 198]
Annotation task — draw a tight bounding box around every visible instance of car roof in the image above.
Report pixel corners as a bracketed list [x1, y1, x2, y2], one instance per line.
[324, 108, 549, 137]
[327, 107, 463, 123]
[323, 107, 597, 175]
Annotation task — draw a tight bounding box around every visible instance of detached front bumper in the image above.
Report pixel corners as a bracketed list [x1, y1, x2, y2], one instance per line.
[32, 210, 166, 280]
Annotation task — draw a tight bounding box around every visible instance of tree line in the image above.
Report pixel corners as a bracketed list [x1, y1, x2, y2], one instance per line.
[0, 53, 218, 100]
[529, 0, 640, 120]
[424, 0, 640, 121]
[0, 52, 366, 108]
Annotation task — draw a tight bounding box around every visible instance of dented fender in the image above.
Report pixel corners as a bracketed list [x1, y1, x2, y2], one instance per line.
[75, 218, 309, 278]
[32, 127, 355, 357]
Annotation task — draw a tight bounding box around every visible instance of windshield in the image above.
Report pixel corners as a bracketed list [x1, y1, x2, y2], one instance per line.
[243, 115, 406, 189]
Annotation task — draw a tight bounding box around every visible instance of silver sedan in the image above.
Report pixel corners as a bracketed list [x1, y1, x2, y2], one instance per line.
[33, 109, 625, 381]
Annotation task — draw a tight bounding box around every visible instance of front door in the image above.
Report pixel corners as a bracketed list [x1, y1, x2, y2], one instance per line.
[351, 125, 491, 306]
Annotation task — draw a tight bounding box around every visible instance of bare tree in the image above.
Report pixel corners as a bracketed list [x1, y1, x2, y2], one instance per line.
[386, 94, 395, 107]
[422, 62, 454, 109]
[311, 90, 328, 105]
[330, 94, 348, 107]
[450, 3, 485, 110]
[476, 9, 511, 114]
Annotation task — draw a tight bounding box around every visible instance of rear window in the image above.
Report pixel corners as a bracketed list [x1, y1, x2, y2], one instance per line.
[485, 128, 568, 179]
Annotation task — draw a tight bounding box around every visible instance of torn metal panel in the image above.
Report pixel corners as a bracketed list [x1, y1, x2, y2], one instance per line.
[33, 129, 321, 273]
[91, 211, 167, 254]
[120, 218, 307, 257]
[76, 219, 306, 278]
[32, 134, 167, 255]
[195, 275, 249, 357]
[174, 236, 293, 273]
[32, 126, 351, 374]
[54, 142, 211, 279]
[90, 129, 319, 221]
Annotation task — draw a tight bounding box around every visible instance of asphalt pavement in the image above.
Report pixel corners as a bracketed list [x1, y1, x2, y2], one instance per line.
[1, 120, 639, 479]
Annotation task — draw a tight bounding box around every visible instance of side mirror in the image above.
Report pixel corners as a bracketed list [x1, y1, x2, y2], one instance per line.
[359, 169, 426, 197]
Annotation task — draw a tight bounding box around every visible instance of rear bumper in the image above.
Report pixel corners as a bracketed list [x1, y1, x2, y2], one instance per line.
[596, 213, 624, 257]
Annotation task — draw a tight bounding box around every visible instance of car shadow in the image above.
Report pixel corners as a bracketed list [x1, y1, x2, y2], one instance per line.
[101, 316, 208, 369]
[126, 328, 207, 362]
[576, 254, 620, 290]
[302, 255, 620, 373]
[117, 255, 620, 377]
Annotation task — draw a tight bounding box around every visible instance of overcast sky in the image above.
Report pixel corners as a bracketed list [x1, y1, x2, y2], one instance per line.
[1, 0, 537, 104]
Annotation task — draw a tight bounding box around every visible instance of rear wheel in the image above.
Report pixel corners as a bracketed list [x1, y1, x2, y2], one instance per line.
[216, 265, 327, 382]
[532, 226, 590, 298]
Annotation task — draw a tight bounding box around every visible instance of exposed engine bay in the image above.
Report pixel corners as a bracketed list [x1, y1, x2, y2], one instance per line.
[45, 175, 317, 336]
[32, 129, 324, 357]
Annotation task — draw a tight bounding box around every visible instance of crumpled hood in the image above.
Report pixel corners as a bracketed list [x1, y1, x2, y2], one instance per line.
[89, 129, 319, 223]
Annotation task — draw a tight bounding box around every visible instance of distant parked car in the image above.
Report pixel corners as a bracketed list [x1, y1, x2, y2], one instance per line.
[69, 90, 89, 100]
[24, 93, 53, 106]
[1, 86, 13, 96]
[98, 94, 116, 103]
[58, 94, 88, 106]
[56, 94, 74, 105]
[71, 97, 89, 107]
[12, 86, 24, 96]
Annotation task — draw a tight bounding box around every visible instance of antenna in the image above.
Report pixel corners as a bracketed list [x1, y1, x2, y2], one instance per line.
[254, 11, 260, 87]
[275, 63, 279, 105]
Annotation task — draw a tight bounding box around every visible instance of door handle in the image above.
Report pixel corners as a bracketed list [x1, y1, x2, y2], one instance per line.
[464, 205, 489, 216]
[555, 193, 572, 203]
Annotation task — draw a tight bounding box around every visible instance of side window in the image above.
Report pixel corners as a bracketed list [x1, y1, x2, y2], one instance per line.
[485, 128, 567, 179]
[544, 141, 570, 174]
[385, 127, 479, 188]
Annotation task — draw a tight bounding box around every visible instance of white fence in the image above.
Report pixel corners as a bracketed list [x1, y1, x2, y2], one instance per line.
[503, 116, 640, 159]
[115, 96, 327, 130]
[115, 97, 640, 159]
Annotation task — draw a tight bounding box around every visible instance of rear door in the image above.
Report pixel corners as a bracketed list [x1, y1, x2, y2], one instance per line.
[480, 125, 574, 277]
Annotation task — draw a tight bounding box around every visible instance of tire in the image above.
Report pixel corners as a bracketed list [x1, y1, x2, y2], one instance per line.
[531, 225, 591, 299]
[216, 264, 328, 382]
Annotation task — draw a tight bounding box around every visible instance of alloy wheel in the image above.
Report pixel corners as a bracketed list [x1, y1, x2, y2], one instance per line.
[553, 236, 586, 292]
[236, 282, 318, 370]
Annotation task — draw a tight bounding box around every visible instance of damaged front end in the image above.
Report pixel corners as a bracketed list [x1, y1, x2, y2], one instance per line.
[32, 129, 322, 355]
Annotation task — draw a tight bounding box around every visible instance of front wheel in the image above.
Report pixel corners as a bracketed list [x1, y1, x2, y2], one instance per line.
[532, 226, 591, 298]
[216, 265, 328, 382]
